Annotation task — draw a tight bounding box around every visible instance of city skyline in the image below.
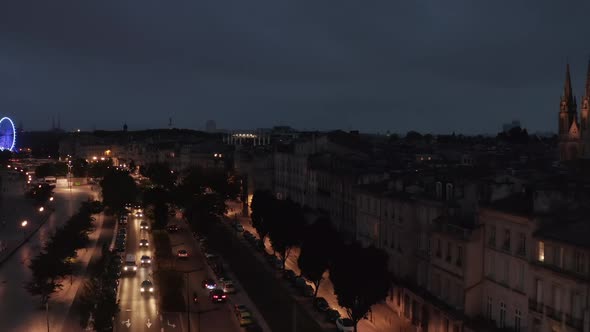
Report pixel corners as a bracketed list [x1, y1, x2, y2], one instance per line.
[2, 1, 590, 133]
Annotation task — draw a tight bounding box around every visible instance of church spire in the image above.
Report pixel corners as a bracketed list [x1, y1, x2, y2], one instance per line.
[565, 63, 574, 104]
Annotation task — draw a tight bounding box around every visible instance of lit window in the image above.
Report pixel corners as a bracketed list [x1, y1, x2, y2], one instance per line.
[538, 241, 545, 262]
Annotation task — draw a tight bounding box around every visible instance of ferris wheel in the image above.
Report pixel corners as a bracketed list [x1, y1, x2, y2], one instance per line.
[0, 117, 16, 151]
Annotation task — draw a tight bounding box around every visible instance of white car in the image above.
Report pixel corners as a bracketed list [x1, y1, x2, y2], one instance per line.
[140, 255, 151, 264]
[336, 318, 355, 332]
[221, 279, 236, 294]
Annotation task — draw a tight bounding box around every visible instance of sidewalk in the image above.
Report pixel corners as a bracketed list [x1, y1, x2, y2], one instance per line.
[0, 197, 52, 266]
[226, 200, 417, 332]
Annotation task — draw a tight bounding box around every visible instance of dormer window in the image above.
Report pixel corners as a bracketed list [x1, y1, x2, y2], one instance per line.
[446, 183, 454, 200]
[436, 182, 442, 199]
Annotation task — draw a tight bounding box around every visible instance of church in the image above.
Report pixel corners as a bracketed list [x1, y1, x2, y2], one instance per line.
[558, 61, 590, 161]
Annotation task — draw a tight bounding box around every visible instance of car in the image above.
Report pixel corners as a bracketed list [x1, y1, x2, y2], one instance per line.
[118, 216, 128, 225]
[125, 203, 132, 209]
[202, 278, 217, 290]
[116, 234, 126, 242]
[234, 304, 248, 316]
[209, 289, 227, 303]
[140, 280, 154, 294]
[134, 204, 142, 211]
[314, 297, 329, 312]
[177, 249, 189, 258]
[221, 279, 236, 293]
[123, 254, 137, 272]
[139, 239, 149, 247]
[140, 255, 152, 264]
[283, 269, 296, 281]
[336, 318, 354, 332]
[167, 224, 179, 232]
[115, 244, 125, 252]
[139, 221, 149, 230]
[168, 209, 176, 216]
[326, 309, 341, 322]
[118, 227, 127, 234]
[238, 310, 254, 326]
[134, 212, 143, 218]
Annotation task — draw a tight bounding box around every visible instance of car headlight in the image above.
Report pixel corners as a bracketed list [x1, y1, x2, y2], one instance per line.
[140, 288, 145, 292]
[133, 266, 137, 271]
[148, 260, 151, 263]
[149, 287, 154, 292]
[124, 267, 128, 271]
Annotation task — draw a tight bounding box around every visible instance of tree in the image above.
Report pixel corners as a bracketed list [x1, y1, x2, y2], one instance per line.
[298, 218, 335, 297]
[330, 244, 391, 332]
[70, 158, 88, 177]
[143, 188, 170, 229]
[250, 190, 273, 242]
[26, 251, 70, 305]
[100, 169, 138, 213]
[0, 150, 11, 166]
[143, 162, 176, 189]
[35, 162, 68, 178]
[88, 160, 113, 179]
[268, 199, 304, 270]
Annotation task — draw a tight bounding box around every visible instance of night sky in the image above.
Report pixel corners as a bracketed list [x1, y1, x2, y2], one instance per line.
[2, 1, 590, 134]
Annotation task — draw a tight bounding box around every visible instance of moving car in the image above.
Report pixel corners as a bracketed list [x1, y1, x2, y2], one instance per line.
[134, 212, 143, 218]
[234, 304, 248, 316]
[140, 255, 151, 264]
[202, 278, 217, 290]
[314, 297, 329, 312]
[140, 280, 154, 294]
[336, 318, 354, 332]
[139, 239, 149, 247]
[123, 254, 137, 272]
[209, 289, 227, 303]
[167, 224, 179, 232]
[139, 221, 149, 230]
[177, 249, 189, 258]
[220, 279, 236, 293]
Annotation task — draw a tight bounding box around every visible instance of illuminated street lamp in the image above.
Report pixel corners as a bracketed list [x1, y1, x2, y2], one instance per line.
[21, 220, 28, 227]
[39, 207, 44, 212]
[49, 197, 54, 202]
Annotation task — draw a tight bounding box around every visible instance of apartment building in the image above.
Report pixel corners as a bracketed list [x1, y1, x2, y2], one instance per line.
[530, 217, 590, 332]
[479, 195, 534, 332]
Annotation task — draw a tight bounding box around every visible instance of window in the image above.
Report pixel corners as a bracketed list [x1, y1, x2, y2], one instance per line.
[517, 232, 526, 256]
[486, 251, 495, 278]
[502, 259, 509, 284]
[456, 246, 463, 267]
[489, 225, 496, 247]
[436, 238, 441, 258]
[436, 182, 442, 199]
[538, 241, 545, 262]
[446, 183, 454, 200]
[554, 246, 563, 268]
[574, 251, 585, 273]
[515, 309, 522, 332]
[486, 296, 493, 319]
[535, 279, 543, 304]
[446, 242, 452, 262]
[503, 229, 511, 251]
[499, 302, 506, 328]
[553, 285, 562, 312]
[572, 292, 582, 319]
[516, 263, 524, 291]
[442, 278, 449, 300]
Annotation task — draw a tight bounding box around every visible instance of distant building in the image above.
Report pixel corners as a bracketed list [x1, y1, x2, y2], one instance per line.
[503, 120, 521, 133]
[205, 120, 217, 133]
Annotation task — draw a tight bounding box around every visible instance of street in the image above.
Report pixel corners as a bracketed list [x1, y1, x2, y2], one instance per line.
[227, 201, 416, 332]
[0, 185, 98, 332]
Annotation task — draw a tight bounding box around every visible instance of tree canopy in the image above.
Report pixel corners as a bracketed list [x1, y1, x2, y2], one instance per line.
[100, 169, 138, 213]
[298, 217, 335, 297]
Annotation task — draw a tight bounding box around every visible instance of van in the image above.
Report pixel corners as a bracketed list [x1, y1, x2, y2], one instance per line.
[123, 254, 137, 272]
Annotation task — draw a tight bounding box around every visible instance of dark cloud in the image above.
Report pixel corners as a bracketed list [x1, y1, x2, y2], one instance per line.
[2, 0, 590, 134]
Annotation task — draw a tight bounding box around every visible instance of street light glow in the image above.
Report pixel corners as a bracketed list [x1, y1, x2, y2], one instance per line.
[39, 207, 44, 212]
[21, 220, 28, 227]
[49, 197, 54, 201]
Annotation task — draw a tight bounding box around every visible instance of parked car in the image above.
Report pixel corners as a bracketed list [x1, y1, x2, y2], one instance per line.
[314, 297, 329, 312]
[238, 310, 254, 326]
[220, 279, 236, 293]
[336, 318, 354, 331]
[234, 304, 248, 316]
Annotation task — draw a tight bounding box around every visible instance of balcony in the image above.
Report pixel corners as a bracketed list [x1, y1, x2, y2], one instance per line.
[565, 314, 583, 330]
[528, 299, 543, 314]
[545, 305, 562, 322]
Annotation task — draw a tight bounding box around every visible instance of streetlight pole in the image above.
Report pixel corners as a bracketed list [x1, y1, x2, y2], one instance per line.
[46, 301, 50, 332]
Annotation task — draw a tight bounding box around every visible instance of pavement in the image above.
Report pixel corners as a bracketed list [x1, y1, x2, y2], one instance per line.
[226, 200, 417, 332]
[0, 185, 98, 332]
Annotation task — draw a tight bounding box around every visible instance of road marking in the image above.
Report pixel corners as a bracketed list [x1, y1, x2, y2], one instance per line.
[167, 320, 176, 328]
[121, 318, 131, 328]
[147, 318, 152, 328]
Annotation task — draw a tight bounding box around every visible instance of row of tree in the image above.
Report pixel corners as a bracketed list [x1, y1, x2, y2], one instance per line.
[79, 245, 120, 331]
[250, 189, 391, 332]
[26, 202, 97, 305]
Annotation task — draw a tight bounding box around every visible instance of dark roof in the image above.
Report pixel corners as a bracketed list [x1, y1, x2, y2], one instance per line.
[486, 192, 534, 217]
[535, 219, 590, 249]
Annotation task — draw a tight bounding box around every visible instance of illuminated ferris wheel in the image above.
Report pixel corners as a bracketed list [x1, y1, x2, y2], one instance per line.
[0, 117, 16, 151]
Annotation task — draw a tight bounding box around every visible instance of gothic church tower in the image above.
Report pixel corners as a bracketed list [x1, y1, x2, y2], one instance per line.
[558, 63, 581, 161]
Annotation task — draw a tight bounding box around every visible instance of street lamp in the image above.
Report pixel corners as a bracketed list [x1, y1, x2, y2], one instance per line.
[21, 220, 28, 227]
[39, 207, 44, 212]
[21, 220, 28, 239]
[49, 197, 54, 202]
